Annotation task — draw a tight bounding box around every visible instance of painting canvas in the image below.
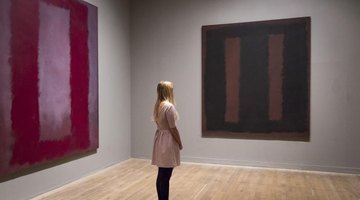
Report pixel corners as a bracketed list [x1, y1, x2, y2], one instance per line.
[0, 0, 98, 177]
[202, 17, 310, 141]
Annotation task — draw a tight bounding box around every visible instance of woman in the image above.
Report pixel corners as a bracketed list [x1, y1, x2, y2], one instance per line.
[152, 81, 183, 200]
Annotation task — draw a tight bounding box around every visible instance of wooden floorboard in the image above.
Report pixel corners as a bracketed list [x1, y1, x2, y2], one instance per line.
[32, 159, 360, 200]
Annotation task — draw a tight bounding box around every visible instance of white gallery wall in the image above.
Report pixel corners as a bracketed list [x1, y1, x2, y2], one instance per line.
[0, 0, 131, 199]
[131, 0, 360, 173]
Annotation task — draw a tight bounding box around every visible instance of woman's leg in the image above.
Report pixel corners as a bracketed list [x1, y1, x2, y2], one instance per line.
[156, 167, 173, 200]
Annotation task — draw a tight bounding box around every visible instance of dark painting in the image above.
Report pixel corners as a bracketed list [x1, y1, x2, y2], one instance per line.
[202, 17, 310, 141]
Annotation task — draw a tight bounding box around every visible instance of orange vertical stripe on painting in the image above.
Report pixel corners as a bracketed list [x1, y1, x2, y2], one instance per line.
[268, 34, 284, 121]
[224, 37, 240, 123]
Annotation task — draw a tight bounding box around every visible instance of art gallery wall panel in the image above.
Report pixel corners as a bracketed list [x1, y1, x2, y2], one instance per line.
[0, 0, 131, 199]
[131, 0, 360, 173]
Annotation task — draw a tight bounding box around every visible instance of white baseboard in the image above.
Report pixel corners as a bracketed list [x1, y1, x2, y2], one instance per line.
[131, 154, 360, 174]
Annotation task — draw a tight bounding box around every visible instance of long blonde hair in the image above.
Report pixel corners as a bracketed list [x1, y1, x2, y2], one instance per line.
[153, 81, 176, 121]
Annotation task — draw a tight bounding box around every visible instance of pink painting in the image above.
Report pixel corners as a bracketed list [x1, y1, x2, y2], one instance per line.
[0, 0, 98, 177]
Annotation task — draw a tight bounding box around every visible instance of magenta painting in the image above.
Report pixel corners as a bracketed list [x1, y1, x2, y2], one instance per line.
[0, 0, 98, 177]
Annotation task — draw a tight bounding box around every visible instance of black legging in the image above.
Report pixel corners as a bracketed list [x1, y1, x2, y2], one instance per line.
[156, 167, 173, 200]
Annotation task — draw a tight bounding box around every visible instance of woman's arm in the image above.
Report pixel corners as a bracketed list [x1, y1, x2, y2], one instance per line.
[169, 126, 183, 150]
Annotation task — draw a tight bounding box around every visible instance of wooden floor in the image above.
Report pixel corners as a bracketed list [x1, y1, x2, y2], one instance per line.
[33, 159, 360, 200]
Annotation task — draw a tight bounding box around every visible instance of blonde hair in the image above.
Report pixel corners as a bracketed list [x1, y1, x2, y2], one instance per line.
[153, 81, 176, 121]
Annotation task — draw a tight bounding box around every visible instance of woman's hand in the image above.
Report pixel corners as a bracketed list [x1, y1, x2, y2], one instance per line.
[170, 127, 183, 151]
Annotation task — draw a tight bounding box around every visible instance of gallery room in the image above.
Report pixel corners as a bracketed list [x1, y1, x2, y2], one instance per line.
[0, 0, 359, 199]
